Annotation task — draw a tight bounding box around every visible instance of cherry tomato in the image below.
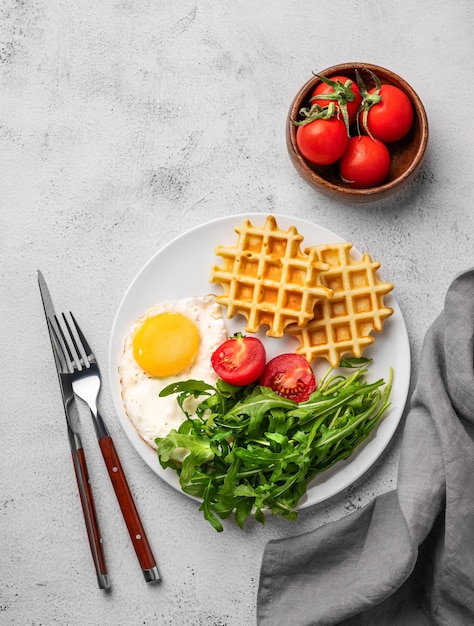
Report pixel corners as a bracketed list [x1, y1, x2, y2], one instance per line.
[360, 84, 413, 143]
[211, 333, 266, 386]
[311, 75, 362, 124]
[260, 353, 316, 402]
[339, 136, 391, 189]
[296, 117, 349, 166]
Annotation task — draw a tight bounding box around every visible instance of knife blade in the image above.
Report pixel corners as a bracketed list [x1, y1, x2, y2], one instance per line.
[38, 271, 110, 590]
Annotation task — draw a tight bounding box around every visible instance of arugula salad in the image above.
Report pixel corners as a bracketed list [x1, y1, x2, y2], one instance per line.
[155, 358, 393, 532]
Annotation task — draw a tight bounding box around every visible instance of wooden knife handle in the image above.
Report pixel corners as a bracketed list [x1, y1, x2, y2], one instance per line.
[72, 446, 110, 589]
[98, 435, 159, 581]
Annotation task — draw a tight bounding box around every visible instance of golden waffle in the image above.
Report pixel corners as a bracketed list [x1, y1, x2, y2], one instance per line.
[286, 241, 394, 367]
[210, 215, 333, 337]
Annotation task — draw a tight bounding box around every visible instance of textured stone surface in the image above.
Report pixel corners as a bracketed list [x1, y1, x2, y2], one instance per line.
[1, 1, 474, 624]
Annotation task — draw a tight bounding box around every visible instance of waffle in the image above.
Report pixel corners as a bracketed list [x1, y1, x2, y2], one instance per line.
[210, 215, 333, 337]
[286, 241, 394, 367]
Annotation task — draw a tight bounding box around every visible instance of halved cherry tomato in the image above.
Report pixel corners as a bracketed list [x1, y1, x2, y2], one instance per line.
[339, 135, 391, 188]
[260, 353, 316, 402]
[211, 333, 266, 386]
[296, 116, 349, 166]
[311, 75, 362, 124]
[360, 84, 413, 143]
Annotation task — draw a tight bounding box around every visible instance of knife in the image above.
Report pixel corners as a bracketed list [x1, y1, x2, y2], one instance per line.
[38, 271, 110, 590]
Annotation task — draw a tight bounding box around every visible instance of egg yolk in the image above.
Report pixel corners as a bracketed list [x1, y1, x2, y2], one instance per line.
[132, 313, 200, 377]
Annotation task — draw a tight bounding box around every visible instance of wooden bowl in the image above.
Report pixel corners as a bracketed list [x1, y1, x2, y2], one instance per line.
[286, 63, 429, 203]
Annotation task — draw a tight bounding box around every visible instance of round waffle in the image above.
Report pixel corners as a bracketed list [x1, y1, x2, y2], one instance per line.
[286, 241, 394, 367]
[210, 215, 333, 337]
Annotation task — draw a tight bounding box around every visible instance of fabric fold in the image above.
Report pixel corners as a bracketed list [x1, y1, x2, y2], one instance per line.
[257, 268, 474, 626]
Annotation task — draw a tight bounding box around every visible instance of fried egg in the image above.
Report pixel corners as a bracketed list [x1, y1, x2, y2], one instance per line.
[119, 295, 227, 448]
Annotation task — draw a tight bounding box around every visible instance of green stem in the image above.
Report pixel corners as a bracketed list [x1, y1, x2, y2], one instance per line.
[355, 68, 382, 139]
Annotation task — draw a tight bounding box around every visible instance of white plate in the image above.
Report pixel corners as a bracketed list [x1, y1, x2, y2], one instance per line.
[108, 213, 410, 509]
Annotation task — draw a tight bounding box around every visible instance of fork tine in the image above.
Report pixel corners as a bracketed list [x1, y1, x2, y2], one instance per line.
[46, 317, 70, 374]
[69, 312, 96, 363]
[60, 313, 87, 370]
[53, 313, 82, 371]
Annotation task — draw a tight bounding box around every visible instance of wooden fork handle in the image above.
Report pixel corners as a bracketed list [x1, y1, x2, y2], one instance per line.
[98, 435, 160, 583]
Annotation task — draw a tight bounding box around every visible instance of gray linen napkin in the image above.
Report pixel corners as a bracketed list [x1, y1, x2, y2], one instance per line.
[257, 267, 474, 626]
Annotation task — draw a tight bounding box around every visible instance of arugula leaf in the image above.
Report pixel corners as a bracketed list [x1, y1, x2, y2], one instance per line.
[155, 359, 393, 532]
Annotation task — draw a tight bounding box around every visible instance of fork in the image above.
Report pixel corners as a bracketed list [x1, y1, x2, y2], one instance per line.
[52, 311, 160, 583]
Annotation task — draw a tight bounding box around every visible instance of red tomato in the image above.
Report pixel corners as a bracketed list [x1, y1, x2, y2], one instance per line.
[260, 354, 316, 402]
[311, 75, 362, 124]
[360, 84, 413, 142]
[339, 136, 391, 189]
[296, 117, 349, 166]
[211, 334, 266, 386]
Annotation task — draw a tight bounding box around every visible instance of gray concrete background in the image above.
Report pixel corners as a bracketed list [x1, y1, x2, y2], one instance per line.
[2, 1, 473, 624]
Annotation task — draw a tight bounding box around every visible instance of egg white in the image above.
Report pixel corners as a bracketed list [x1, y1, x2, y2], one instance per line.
[119, 295, 227, 448]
